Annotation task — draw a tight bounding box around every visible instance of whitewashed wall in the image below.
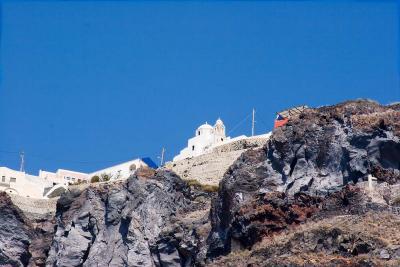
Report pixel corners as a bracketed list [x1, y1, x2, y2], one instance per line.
[89, 158, 147, 180]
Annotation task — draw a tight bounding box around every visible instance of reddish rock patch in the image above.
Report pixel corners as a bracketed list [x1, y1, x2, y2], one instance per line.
[230, 192, 321, 248]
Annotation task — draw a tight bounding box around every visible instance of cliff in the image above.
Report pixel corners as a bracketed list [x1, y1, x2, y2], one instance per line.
[46, 168, 213, 266]
[1, 99, 400, 267]
[207, 100, 400, 262]
[0, 192, 54, 267]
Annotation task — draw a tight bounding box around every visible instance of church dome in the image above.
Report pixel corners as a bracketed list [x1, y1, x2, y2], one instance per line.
[196, 122, 213, 136]
[198, 122, 213, 130]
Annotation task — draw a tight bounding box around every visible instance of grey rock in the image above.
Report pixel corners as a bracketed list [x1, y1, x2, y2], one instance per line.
[46, 168, 208, 267]
[0, 192, 32, 267]
[380, 249, 391, 259]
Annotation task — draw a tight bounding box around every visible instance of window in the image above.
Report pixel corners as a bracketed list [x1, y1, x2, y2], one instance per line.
[10, 177, 16, 183]
[192, 145, 195, 151]
[221, 138, 223, 141]
[1, 176, 5, 182]
[198, 131, 200, 135]
[72, 178, 76, 182]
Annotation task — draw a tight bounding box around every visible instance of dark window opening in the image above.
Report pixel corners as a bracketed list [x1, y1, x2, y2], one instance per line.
[198, 131, 200, 135]
[10, 177, 16, 183]
[192, 145, 195, 151]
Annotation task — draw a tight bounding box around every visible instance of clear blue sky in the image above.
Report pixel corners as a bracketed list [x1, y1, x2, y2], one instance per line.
[0, 1, 399, 174]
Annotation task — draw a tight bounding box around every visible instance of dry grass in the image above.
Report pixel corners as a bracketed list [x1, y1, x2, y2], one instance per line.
[185, 179, 219, 193]
[351, 110, 400, 136]
[253, 212, 400, 250]
[209, 212, 400, 266]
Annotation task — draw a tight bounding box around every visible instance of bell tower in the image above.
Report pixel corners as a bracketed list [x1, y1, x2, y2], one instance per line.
[214, 118, 226, 143]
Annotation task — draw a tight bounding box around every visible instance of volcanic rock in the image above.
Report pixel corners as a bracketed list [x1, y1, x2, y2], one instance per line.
[46, 169, 211, 267]
[208, 100, 400, 258]
[0, 192, 33, 266]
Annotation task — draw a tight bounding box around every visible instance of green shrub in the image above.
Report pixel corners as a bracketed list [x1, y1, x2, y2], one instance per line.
[201, 184, 219, 193]
[101, 173, 111, 182]
[186, 179, 202, 187]
[90, 176, 100, 183]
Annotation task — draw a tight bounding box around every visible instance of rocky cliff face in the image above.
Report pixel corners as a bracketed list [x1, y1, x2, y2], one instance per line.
[0, 192, 54, 267]
[208, 100, 400, 258]
[1, 100, 400, 267]
[0, 192, 33, 266]
[46, 168, 212, 267]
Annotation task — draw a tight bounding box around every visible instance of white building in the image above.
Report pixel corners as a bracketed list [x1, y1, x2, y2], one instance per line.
[173, 118, 231, 161]
[0, 157, 158, 199]
[39, 169, 90, 186]
[0, 167, 54, 198]
[0, 166, 91, 198]
[88, 157, 158, 181]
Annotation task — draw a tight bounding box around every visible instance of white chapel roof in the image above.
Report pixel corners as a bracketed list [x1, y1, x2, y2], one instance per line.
[197, 122, 213, 130]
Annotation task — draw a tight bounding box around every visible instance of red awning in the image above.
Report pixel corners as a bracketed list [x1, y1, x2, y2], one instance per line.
[274, 118, 289, 128]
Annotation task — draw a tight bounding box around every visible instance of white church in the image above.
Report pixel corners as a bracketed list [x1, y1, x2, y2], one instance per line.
[173, 118, 231, 161]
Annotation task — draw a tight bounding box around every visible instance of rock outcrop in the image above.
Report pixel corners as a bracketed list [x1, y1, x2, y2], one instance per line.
[0, 192, 54, 267]
[46, 168, 212, 267]
[0, 192, 33, 266]
[208, 100, 400, 258]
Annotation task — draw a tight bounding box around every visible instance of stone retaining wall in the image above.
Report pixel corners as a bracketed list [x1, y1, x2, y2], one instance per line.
[211, 136, 268, 153]
[165, 136, 269, 186]
[9, 194, 58, 217]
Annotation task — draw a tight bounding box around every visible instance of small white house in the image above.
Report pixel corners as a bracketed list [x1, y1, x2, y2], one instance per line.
[89, 157, 158, 181]
[173, 118, 231, 161]
[39, 169, 90, 186]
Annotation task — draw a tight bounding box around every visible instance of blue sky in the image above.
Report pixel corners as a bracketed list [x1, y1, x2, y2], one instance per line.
[0, 1, 399, 174]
